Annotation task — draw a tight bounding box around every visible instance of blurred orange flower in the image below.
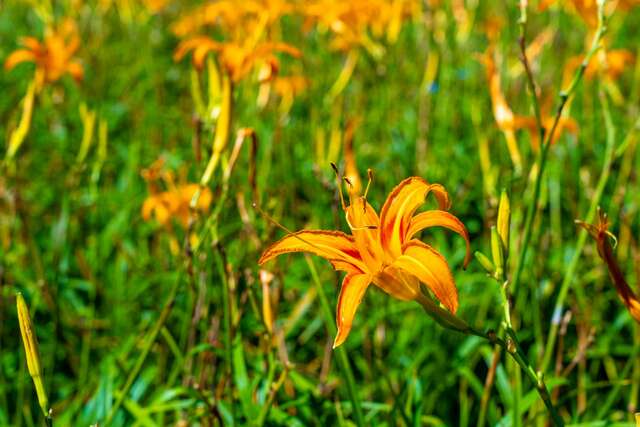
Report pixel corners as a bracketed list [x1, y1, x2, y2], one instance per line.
[479, 48, 535, 169]
[141, 160, 213, 228]
[576, 210, 640, 323]
[480, 48, 578, 155]
[142, 184, 212, 228]
[259, 175, 470, 347]
[4, 19, 83, 89]
[172, 0, 294, 39]
[174, 37, 300, 82]
[565, 49, 635, 82]
[539, 0, 639, 27]
[303, 0, 419, 53]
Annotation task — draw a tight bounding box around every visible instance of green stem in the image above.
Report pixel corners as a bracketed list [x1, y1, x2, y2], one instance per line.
[517, 0, 544, 143]
[471, 326, 564, 427]
[540, 88, 617, 373]
[104, 275, 181, 425]
[414, 298, 564, 426]
[304, 256, 365, 427]
[213, 246, 236, 426]
[510, 1, 607, 296]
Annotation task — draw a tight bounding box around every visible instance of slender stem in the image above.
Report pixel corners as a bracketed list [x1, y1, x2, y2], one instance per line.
[415, 295, 563, 425]
[213, 246, 236, 425]
[510, 1, 607, 295]
[477, 346, 500, 427]
[304, 256, 365, 427]
[518, 0, 544, 143]
[104, 274, 181, 425]
[540, 88, 617, 373]
[467, 325, 564, 426]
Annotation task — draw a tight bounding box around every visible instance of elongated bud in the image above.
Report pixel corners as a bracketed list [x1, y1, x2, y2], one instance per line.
[497, 189, 510, 256]
[259, 269, 275, 334]
[635, 412, 639, 427]
[77, 102, 97, 164]
[474, 251, 496, 275]
[491, 226, 504, 280]
[16, 293, 49, 419]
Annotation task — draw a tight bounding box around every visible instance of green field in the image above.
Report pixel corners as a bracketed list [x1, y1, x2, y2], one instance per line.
[1, 0, 640, 425]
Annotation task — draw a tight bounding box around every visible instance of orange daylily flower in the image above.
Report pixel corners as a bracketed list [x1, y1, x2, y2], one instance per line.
[576, 210, 640, 323]
[142, 184, 212, 228]
[174, 37, 300, 82]
[521, 98, 579, 150]
[479, 48, 535, 169]
[303, 0, 419, 54]
[172, 0, 294, 38]
[565, 49, 635, 82]
[4, 19, 83, 89]
[141, 160, 213, 228]
[539, 0, 639, 27]
[480, 48, 578, 155]
[259, 175, 471, 347]
[258, 74, 308, 112]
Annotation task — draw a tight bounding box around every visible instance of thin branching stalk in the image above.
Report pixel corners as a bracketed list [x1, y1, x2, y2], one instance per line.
[510, 0, 608, 296]
[518, 0, 544, 143]
[414, 296, 564, 426]
[540, 88, 618, 373]
[213, 244, 236, 425]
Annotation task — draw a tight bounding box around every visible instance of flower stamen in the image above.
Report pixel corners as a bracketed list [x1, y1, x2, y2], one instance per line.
[331, 162, 347, 211]
[362, 168, 373, 213]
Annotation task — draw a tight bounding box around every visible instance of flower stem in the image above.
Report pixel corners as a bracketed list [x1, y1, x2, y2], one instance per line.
[510, 0, 607, 295]
[540, 87, 618, 373]
[415, 299, 564, 426]
[304, 256, 365, 427]
[469, 325, 564, 426]
[104, 274, 181, 425]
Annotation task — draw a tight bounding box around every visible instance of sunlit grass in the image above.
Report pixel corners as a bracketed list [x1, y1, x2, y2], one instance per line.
[1, 0, 640, 426]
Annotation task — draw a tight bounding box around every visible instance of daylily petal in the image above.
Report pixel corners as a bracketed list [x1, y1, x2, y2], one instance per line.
[4, 49, 37, 70]
[66, 61, 84, 82]
[372, 266, 420, 301]
[174, 36, 221, 66]
[20, 37, 43, 51]
[406, 210, 472, 268]
[346, 197, 383, 271]
[334, 273, 371, 348]
[392, 240, 458, 313]
[379, 177, 450, 257]
[258, 230, 366, 272]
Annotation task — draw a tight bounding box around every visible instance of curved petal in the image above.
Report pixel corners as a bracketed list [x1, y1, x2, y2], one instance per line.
[406, 210, 471, 268]
[20, 37, 43, 51]
[333, 273, 371, 348]
[66, 61, 84, 81]
[391, 240, 458, 313]
[346, 197, 383, 271]
[173, 36, 220, 64]
[4, 49, 37, 70]
[258, 230, 366, 272]
[379, 177, 450, 257]
[371, 266, 419, 301]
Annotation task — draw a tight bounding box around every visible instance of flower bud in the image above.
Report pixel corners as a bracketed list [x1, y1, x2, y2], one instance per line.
[491, 226, 504, 280]
[474, 251, 495, 276]
[16, 293, 49, 418]
[497, 189, 511, 256]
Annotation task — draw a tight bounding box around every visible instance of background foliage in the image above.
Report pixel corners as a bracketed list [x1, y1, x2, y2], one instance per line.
[1, 0, 639, 425]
